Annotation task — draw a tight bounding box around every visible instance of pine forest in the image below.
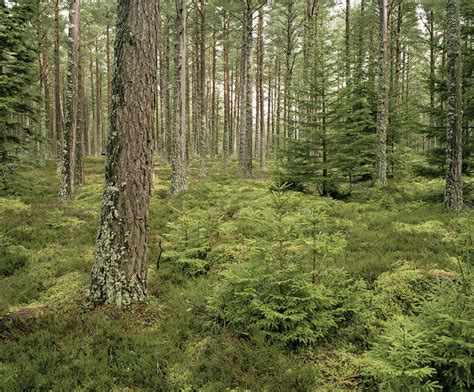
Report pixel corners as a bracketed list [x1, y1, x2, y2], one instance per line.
[0, 0, 473, 389]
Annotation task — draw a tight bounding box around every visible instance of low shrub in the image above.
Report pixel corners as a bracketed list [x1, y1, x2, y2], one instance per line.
[363, 279, 473, 390]
[208, 262, 367, 346]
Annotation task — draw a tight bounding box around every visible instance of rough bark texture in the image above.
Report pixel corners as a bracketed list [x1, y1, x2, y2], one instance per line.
[171, 0, 188, 196]
[58, 0, 80, 202]
[90, 0, 159, 306]
[76, 46, 85, 186]
[95, 39, 102, 153]
[375, 0, 389, 183]
[257, 8, 265, 169]
[239, 0, 253, 176]
[36, 0, 54, 158]
[54, 0, 63, 161]
[198, 0, 207, 177]
[444, 0, 463, 211]
[222, 10, 230, 167]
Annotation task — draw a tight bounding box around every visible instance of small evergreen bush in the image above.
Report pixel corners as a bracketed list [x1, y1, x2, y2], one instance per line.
[364, 279, 473, 390]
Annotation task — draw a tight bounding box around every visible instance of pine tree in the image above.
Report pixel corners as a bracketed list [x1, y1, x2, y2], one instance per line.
[444, 0, 463, 210]
[171, 0, 188, 196]
[90, 0, 159, 306]
[58, 0, 80, 202]
[0, 1, 39, 189]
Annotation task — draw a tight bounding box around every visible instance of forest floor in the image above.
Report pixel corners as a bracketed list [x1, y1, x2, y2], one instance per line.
[0, 158, 472, 391]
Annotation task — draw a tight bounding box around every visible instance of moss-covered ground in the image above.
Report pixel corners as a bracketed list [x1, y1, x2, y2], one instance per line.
[0, 158, 472, 391]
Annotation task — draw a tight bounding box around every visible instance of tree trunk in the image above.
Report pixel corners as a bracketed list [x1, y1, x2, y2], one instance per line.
[171, 0, 188, 196]
[58, 0, 80, 202]
[223, 10, 230, 167]
[210, 28, 217, 158]
[198, 0, 207, 176]
[239, 0, 253, 176]
[95, 39, 103, 153]
[257, 8, 265, 169]
[36, 0, 54, 158]
[90, 0, 159, 306]
[76, 43, 85, 186]
[89, 45, 96, 156]
[54, 0, 63, 162]
[444, 0, 463, 210]
[345, 0, 350, 83]
[106, 19, 112, 125]
[375, 0, 389, 183]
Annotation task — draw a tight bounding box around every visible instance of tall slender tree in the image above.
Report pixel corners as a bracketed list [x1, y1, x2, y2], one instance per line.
[239, 0, 253, 176]
[90, 0, 159, 306]
[375, 0, 389, 183]
[54, 0, 63, 161]
[58, 0, 80, 202]
[444, 0, 463, 210]
[198, 0, 207, 177]
[171, 0, 188, 196]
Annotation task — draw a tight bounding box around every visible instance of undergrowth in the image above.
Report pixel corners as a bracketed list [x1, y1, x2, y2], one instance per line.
[0, 157, 472, 390]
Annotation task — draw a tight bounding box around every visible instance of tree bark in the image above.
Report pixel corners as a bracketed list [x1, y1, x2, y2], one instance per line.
[375, 0, 389, 183]
[239, 0, 253, 176]
[198, 0, 207, 176]
[210, 28, 217, 158]
[171, 0, 188, 196]
[58, 0, 80, 201]
[223, 10, 230, 167]
[444, 0, 463, 210]
[257, 7, 265, 169]
[76, 43, 85, 186]
[36, 0, 54, 158]
[90, 0, 159, 306]
[95, 38, 102, 153]
[54, 0, 63, 162]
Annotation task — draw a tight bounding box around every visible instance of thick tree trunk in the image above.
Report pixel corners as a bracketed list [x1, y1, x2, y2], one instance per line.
[90, 0, 159, 306]
[375, 0, 389, 183]
[444, 0, 463, 210]
[58, 0, 80, 202]
[171, 0, 188, 196]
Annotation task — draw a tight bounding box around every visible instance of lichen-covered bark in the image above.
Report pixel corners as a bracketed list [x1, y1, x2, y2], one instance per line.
[444, 0, 463, 211]
[90, 0, 159, 306]
[171, 0, 188, 196]
[58, 0, 80, 202]
[375, 0, 389, 184]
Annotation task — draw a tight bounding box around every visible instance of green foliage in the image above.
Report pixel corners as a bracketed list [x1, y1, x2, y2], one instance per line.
[1, 159, 472, 390]
[0, 2, 40, 188]
[0, 234, 28, 277]
[373, 263, 447, 318]
[364, 317, 441, 391]
[364, 279, 473, 390]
